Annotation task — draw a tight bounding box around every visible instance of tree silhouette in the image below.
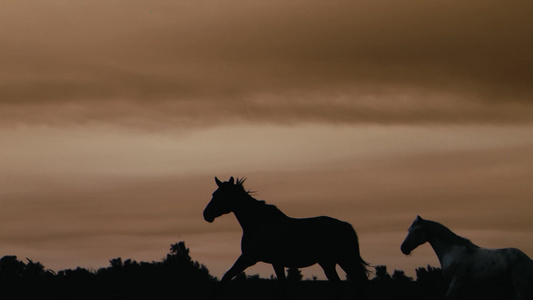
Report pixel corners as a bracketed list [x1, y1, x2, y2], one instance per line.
[163, 241, 213, 283]
[23, 258, 47, 279]
[392, 270, 412, 282]
[286, 267, 303, 282]
[0, 256, 25, 279]
[169, 241, 190, 259]
[415, 265, 448, 296]
[373, 265, 391, 281]
[416, 265, 444, 284]
[109, 257, 123, 269]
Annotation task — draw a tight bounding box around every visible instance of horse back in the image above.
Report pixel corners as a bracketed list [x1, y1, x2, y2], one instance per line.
[289, 215, 358, 242]
[241, 215, 361, 265]
[460, 247, 532, 283]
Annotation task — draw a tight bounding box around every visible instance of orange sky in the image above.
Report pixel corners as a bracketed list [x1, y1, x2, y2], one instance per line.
[1, 1, 532, 279]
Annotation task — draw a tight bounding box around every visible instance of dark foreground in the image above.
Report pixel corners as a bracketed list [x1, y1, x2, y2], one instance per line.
[0, 276, 517, 300]
[220, 280, 516, 300]
[0, 242, 519, 300]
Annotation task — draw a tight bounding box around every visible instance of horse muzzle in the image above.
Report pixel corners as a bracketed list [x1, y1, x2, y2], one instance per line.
[203, 210, 215, 223]
[400, 243, 412, 255]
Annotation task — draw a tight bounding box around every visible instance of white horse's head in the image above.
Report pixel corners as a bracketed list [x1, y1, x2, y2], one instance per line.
[401, 215, 429, 255]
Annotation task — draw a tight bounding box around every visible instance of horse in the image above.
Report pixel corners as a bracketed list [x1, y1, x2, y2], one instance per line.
[401, 215, 533, 300]
[203, 177, 369, 298]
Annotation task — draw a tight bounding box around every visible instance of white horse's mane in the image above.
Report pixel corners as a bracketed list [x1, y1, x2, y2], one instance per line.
[424, 220, 480, 252]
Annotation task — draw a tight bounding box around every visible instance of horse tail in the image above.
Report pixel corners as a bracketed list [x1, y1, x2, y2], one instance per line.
[343, 222, 371, 281]
[354, 229, 371, 279]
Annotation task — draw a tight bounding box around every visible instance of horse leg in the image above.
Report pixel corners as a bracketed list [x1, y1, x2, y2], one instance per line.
[339, 260, 367, 300]
[512, 267, 533, 300]
[319, 262, 342, 299]
[514, 285, 527, 300]
[273, 264, 288, 299]
[217, 254, 256, 296]
[513, 278, 532, 300]
[445, 277, 463, 300]
[221, 254, 256, 282]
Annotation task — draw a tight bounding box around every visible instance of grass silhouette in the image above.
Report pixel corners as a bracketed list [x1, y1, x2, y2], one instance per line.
[0, 241, 517, 300]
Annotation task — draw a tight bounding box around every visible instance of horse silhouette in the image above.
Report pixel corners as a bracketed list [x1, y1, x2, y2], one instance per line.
[203, 177, 369, 298]
[401, 216, 533, 300]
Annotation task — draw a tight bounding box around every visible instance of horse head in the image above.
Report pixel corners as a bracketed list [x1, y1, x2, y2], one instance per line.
[203, 176, 246, 223]
[401, 215, 429, 255]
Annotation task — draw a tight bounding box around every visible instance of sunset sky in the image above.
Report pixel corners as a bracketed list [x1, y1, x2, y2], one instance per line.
[1, 1, 532, 279]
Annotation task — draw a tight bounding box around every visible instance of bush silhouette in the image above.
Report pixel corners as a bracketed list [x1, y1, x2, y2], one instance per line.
[416, 265, 446, 286]
[373, 265, 391, 281]
[286, 267, 303, 282]
[392, 270, 413, 282]
[0, 241, 515, 299]
[0, 256, 25, 279]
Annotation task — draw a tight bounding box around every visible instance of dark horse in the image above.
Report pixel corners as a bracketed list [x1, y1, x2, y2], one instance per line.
[203, 177, 369, 298]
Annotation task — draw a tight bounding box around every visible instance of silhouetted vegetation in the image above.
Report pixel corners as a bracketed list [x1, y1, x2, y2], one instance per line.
[286, 267, 303, 282]
[0, 242, 216, 299]
[0, 242, 519, 299]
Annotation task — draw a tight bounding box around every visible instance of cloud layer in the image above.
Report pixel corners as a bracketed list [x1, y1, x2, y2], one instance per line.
[2, 1, 533, 127]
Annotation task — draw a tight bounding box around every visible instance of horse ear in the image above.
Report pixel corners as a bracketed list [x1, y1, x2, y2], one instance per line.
[215, 177, 222, 187]
[416, 215, 423, 221]
[229, 177, 235, 184]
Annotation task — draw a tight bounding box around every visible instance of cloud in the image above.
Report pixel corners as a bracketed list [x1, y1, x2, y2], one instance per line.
[1, 0, 533, 127]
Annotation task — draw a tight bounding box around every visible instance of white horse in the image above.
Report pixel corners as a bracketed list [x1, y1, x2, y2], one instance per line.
[401, 216, 532, 300]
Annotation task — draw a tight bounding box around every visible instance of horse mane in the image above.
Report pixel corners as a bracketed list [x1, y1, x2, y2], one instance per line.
[425, 220, 480, 252]
[235, 177, 255, 196]
[236, 177, 247, 187]
[234, 177, 287, 220]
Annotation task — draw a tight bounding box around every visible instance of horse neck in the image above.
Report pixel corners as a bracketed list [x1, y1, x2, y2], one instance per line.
[428, 237, 453, 265]
[232, 194, 282, 232]
[426, 224, 461, 264]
